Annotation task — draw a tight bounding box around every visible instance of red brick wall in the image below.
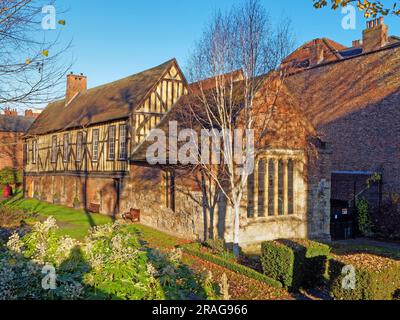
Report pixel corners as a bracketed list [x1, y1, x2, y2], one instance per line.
[321, 91, 400, 197]
[25, 174, 120, 216]
[0, 131, 24, 170]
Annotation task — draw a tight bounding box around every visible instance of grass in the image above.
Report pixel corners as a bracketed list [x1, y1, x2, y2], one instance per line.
[127, 224, 190, 249]
[2, 191, 112, 239]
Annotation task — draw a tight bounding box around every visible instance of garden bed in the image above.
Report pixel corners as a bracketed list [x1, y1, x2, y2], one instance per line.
[181, 242, 283, 289]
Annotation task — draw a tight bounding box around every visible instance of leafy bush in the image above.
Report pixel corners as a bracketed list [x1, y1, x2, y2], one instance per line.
[372, 193, 400, 240]
[181, 243, 282, 289]
[0, 206, 28, 228]
[356, 198, 373, 236]
[0, 218, 219, 300]
[329, 254, 400, 300]
[260, 239, 330, 291]
[261, 241, 295, 289]
[203, 238, 236, 261]
[0, 167, 22, 186]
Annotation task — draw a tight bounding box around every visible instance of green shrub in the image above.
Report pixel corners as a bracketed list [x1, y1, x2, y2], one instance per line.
[203, 238, 236, 261]
[181, 243, 282, 289]
[0, 206, 29, 228]
[261, 241, 295, 289]
[0, 218, 220, 300]
[0, 167, 22, 186]
[329, 254, 400, 300]
[356, 198, 373, 236]
[260, 239, 330, 291]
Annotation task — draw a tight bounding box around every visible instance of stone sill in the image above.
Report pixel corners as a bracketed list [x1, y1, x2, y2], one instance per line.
[246, 214, 305, 225]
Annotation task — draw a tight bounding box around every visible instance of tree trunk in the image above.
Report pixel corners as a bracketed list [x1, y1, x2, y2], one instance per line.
[233, 202, 241, 256]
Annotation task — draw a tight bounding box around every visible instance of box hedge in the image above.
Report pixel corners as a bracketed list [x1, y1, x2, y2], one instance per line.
[329, 254, 400, 300]
[261, 239, 330, 291]
[181, 243, 282, 289]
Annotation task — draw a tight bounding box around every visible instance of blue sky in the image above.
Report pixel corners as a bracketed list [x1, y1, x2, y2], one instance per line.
[54, 0, 400, 89]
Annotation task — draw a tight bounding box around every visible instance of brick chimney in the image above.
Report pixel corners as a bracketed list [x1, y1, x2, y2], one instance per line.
[362, 17, 388, 53]
[66, 72, 87, 106]
[3, 107, 18, 117]
[352, 40, 361, 48]
[24, 109, 40, 118]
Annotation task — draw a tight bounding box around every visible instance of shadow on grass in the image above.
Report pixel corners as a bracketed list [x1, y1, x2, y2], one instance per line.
[131, 227, 210, 300]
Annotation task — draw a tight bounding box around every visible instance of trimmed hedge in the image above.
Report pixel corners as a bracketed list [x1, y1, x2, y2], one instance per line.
[329, 255, 400, 300]
[181, 243, 282, 289]
[261, 239, 330, 291]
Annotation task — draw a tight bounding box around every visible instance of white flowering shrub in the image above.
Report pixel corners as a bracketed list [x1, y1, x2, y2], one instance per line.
[0, 217, 219, 300]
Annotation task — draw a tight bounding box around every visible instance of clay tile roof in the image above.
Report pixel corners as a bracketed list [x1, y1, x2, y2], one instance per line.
[0, 115, 35, 133]
[131, 73, 316, 161]
[26, 59, 177, 136]
[281, 38, 347, 66]
[189, 70, 244, 93]
[284, 44, 400, 131]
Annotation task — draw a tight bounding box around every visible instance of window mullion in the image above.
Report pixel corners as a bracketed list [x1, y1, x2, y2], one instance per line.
[264, 157, 269, 217]
[274, 158, 279, 217]
[254, 159, 259, 218]
[283, 158, 289, 216]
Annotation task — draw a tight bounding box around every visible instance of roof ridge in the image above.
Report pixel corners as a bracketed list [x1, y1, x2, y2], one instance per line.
[287, 41, 400, 77]
[322, 38, 344, 59]
[26, 58, 179, 136]
[50, 58, 176, 105]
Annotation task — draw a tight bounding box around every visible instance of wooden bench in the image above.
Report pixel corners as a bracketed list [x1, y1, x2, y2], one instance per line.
[87, 203, 100, 214]
[122, 208, 140, 223]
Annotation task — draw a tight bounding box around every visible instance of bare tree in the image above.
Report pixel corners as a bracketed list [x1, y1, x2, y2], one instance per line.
[0, 0, 71, 109]
[185, 0, 294, 254]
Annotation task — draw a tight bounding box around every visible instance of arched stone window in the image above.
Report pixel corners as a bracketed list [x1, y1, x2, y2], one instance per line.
[247, 151, 302, 218]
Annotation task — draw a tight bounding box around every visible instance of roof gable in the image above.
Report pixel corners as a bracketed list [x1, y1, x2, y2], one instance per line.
[281, 38, 346, 69]
[27, 59, 179, 136]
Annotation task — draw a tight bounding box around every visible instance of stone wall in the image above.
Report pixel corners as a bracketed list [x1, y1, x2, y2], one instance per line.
[306, 146, 332, 241]
[24, 147, 331, 247]
[120, 165, 205, 240]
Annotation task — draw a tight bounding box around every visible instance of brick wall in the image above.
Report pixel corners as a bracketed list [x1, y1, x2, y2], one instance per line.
[322, 91, 400, 198]
[0, 132, 24, 170]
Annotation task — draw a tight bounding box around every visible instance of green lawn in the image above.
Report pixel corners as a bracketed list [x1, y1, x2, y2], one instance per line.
[2, 191, 112, 239]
